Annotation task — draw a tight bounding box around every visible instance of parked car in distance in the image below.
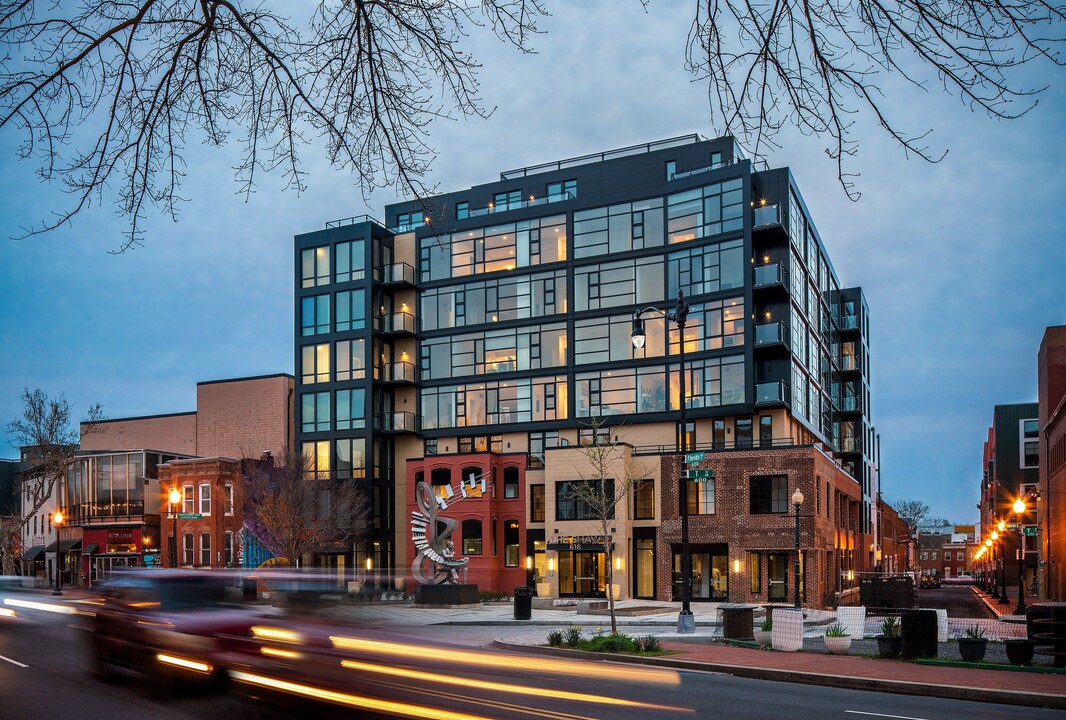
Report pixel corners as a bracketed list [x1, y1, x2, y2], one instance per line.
[919, 574, 942, 590]
[87, 570, 264, 691]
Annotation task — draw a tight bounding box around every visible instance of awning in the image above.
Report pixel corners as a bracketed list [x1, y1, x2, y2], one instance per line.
[44, 539, 82, 553]
[82, 544, 99, 555]
[21, 545, 45, 561]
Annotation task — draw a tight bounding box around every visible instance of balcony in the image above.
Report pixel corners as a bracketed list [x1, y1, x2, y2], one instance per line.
[384, 412, 417, 433]
[383, 361, 417, 383]
[753, 203, 782, 228]
[755, 380, 789, 405]
[466, 191, 575, 218]
[381, 311, 417, 335]
[840, 355, 860, 372]
[754, 321, 788, 347]
[753, 261, 787, 288]
[840, 314, 859, 331]
[840, 437, 861, 453]
[840, 396, 859, 413]
[383, 263, 416, 286]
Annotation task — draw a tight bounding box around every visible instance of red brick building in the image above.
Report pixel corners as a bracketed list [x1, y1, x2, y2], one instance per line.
[1039, 326, 1066, 600]
[159, 458, 244, 569]
[405, 453, 529, 593]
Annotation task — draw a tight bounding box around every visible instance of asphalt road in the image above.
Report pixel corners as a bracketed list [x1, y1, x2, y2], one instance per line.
[1, 604, 1061, 720]
[915, 583, 996, 619]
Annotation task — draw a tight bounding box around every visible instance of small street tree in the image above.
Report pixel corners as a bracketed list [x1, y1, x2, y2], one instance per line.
[243, 448, 368, 570]
[563, 421, 651, 636]
[2, 388, 102, 576]
[892, 498, 951, 533]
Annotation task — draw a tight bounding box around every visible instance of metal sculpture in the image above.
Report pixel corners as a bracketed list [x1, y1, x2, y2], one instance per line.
[411, 479, 473, 584]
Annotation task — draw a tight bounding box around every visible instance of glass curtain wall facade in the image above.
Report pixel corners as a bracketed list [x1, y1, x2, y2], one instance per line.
[296, 135, 876, 594]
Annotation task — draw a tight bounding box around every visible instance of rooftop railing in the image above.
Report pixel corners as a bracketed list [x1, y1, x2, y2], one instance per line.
[500, 135, 705, 179]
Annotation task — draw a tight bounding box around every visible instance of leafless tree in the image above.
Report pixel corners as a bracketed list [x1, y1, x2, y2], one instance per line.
[0, 1, 546, 250]
[679, 0, 1065, 196]
[242, 448, 368, 570]
[564, 421, 652, 636]
[892, 498, 951, 532]
[2, 388, 103, 576]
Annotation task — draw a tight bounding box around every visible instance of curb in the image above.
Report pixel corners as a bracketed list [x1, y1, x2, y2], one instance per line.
[491, 639, 1066, 710]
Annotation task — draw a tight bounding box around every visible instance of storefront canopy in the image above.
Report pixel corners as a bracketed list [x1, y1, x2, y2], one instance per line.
[44, 539, 82, 554]
[82, 544, 99, 555]
[21, 545, 45, 561]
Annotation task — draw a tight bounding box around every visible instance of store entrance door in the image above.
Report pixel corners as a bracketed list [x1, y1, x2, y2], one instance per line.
[558, 550, 606, 597]
[768, 552, 788, 602]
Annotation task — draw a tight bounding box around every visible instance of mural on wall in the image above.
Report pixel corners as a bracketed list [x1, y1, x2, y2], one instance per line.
[410, 471, 489, 585]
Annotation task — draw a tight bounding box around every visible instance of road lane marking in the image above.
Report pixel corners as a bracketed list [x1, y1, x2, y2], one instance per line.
[846, 712, 930, 720]
[0, 653, 28, 668]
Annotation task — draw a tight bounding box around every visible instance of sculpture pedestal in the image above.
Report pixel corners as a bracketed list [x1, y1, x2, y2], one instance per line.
[415, 583, 480, 606]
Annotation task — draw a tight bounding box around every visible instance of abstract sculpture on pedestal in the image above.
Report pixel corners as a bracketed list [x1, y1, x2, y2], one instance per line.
[411, 474, 487, 585]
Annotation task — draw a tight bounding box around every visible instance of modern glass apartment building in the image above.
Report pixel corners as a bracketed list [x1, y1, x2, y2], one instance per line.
[294, 135, 878, 605]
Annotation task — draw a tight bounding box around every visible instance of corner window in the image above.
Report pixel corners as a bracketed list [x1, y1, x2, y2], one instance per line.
[301, 246, 330, 288]
[462, 519, 482, 555]
[634, 479, 655, 520]
[199, 484, 211, 516]
[749, 475, 789, 514]
[504, 520, 520, 567]
[503, 467, 520, 499]
[546, 179, 577, 200]
[530, 485, 545, 522]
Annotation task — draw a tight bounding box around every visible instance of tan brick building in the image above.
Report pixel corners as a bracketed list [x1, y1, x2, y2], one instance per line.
[81, 374, 294, 459]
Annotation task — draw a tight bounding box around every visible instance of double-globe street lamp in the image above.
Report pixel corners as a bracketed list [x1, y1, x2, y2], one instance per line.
[169, 487, 182, 568]
[632, 290, 693, 633]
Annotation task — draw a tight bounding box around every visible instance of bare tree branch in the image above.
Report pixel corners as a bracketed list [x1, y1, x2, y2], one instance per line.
[0, 1, 546, 250]
[242, 447, 368, 569]
[1, 388, 103, 575]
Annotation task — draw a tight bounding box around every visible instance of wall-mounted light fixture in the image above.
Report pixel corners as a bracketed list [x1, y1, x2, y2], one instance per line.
[733, 559, 742, 574]
[548, 557, 555, 577]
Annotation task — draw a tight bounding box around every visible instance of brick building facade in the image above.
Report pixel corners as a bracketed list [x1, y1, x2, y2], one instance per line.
[159, 457, 244, 569]
[1038, 325, 1066, 600]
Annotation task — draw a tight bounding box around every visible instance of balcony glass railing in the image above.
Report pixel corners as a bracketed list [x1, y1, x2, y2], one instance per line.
[467, 191, 575, 218]
[755, 321, 786, 346]
[753, 203, 782, 227]
[753, 262, 785, 286]
[841, 355, 858, 371]
[384, 311, 417, 333]
[388, 412, 417, 432]
[386, 263, 416, 284]
[842, 396, 858, 412]
[755, 381, 788, 404]
[840, 437, 860, 453]
[385, 361, 416, 382]
[840, 314, 858, 330]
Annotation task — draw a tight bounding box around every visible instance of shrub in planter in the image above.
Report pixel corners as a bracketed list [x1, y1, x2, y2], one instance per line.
[753, 616, 773, 646]
[1004, 639, 1035, 666]
[823, 623, 852, 655]
[958, 625, 988, 663]
[876, 616, 902, 659]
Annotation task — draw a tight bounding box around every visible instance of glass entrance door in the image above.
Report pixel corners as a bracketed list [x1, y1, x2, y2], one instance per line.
[768, 552, 788, 602]
[558, 550, 606, 597]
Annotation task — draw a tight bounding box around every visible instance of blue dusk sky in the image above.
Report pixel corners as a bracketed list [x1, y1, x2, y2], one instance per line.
[1, 3, 1064, 525]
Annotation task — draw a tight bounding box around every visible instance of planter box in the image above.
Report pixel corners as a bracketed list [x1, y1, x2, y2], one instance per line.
[1005, 639, 1035, 666]
[876, 635, 902, 659]
[957, 638, 988, 663]
[753, 630, 772, 646]
[824, 635, 852, 655]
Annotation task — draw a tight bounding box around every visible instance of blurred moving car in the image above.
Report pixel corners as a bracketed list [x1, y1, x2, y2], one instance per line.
[919, 574, 942, 590]
[88, 570, 264, 691]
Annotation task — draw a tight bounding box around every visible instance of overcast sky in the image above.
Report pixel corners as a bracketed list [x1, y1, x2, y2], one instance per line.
[2, 2, 1064, 525]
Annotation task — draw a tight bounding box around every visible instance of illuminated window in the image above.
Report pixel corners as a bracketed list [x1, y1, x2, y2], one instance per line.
[462, 519, 483, 555]
[301, 246, 330, 288]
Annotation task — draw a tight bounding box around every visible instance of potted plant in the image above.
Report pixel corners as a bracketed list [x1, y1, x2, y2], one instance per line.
[1004, 638, 1035, 666]
[876, 616, 902, 659]
[958, 624, 988, 662]
[823, 623, 852, 655]
[753, 616, 772, 646]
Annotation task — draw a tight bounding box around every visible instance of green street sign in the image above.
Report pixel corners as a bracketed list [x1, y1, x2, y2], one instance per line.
[689, 469, 715, 480]
[1023, 526, 1037, 537]
[686, 452, 705, 463]
[177, 513, 202, 519]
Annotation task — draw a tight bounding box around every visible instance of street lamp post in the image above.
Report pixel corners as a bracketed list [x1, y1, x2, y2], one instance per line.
[792, 489, 804, 608]
[1013, 498, 1028, 616]
[169, 488, 181, 568]
[52, 510, 64, 596]
[989, 531, 999, 597]
[632, 290, 693, 633]
[996, 519, 1009, 605]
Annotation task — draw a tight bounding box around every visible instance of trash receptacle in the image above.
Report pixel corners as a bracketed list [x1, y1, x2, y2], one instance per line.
[900, 608, 938, 659]
[243, 576, 258, 601]
[514, 586, 533, 620]
[721, 605, 755, 640]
